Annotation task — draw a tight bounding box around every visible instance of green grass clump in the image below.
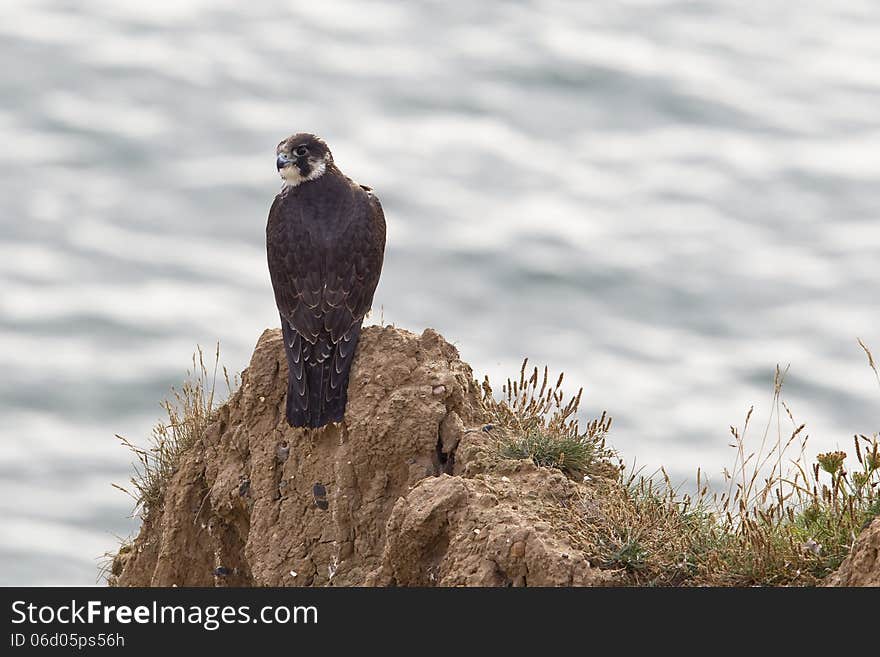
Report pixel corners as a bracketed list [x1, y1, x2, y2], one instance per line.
[500, 429, 600, 477]
[114, 345, 232, 519]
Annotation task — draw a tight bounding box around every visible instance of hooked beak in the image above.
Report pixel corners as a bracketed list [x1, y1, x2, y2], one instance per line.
[276, 154, 291, 171]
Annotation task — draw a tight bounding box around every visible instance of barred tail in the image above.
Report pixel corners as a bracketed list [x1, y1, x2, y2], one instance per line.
[281, 318, 362, 428]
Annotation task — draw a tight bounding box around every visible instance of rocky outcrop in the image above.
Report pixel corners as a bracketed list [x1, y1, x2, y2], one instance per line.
[112, 326, 615, 587]
[826, 517, 880, 587]
[370, 459, 613, 586]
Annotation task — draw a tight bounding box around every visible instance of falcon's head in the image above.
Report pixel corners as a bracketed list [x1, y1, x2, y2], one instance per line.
[276, 133, 333, 188]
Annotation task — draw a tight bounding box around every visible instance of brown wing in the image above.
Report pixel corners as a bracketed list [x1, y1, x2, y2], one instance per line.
[266, 178, 385, 346]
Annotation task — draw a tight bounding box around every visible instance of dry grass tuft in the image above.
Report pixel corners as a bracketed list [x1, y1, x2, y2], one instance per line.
[858, 337, 879, 383]
[481, 359, 616, 478]
[96, 535, 134, 585]
[114, 345, 234, 519]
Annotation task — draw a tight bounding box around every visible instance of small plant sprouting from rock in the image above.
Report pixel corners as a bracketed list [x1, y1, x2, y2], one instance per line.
[481, 359, 615, 479]
[114, 344, 234, 518]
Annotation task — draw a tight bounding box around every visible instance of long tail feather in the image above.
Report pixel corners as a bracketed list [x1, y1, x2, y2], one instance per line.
[281, 317, 362, 428]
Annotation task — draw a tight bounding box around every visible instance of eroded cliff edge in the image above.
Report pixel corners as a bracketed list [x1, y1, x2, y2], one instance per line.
[111, 326, 617, 587]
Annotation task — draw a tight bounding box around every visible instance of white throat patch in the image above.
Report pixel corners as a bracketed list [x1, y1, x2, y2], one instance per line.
[280, 156, 328, 189]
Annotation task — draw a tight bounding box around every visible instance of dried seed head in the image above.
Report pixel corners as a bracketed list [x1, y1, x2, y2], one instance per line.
[816, 451, 847, 475]
[865, 448, 880, 472]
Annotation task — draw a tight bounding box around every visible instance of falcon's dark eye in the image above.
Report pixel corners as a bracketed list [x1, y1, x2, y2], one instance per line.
[294, 145, 309, 157]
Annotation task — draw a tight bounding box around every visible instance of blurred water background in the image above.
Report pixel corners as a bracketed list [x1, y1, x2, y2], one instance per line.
[1, 0, 878, 585]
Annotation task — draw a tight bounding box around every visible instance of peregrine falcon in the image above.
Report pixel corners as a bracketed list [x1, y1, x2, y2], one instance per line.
[267, 133, 386, 428]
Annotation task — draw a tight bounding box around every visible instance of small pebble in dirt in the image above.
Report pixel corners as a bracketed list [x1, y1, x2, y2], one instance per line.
[214, 567, 229, 577]
[238, 478, 251, 497]
[289, 570, 298, 578]
[312, 483, 329, 510]
[482, 424, 494, 432]
[432, 385, 446, 396]
[276, 441, 290, 462]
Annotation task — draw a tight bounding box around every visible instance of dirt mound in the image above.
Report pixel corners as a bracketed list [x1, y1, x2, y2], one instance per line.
[826, 517, 880, 587]
[111, 326, 614, 587]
